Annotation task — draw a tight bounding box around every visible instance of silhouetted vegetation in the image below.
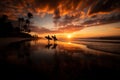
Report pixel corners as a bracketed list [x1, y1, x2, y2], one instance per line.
[0, 15, 14, 37]
[0, 13, 36, 38]
[18, 12, 33, 33]
[18, 17, 24, 31]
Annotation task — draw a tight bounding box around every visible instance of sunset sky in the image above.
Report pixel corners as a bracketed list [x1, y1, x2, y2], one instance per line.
[0, 0, 120, 38]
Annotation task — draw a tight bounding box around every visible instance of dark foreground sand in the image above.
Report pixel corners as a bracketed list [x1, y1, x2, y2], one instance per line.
[0, 38, 29, 47]
[0, 39, 120, 80]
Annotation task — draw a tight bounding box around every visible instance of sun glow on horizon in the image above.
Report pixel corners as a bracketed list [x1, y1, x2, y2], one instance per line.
[67, 34, 72, 39]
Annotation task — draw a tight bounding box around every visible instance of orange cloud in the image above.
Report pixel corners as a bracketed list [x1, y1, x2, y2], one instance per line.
[0, 0, 120, 33]
[0, 0, 93, 19]
[0, 0, 119, 19]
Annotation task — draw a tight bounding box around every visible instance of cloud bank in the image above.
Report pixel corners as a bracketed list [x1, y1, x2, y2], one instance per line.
[0, 0, 120, 33]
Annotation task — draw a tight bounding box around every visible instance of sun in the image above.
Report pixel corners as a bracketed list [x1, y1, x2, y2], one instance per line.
[67, 34, 72, 39]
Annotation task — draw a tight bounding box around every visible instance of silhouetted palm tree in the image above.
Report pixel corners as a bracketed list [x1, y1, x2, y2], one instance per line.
[21, 17, 24, 30]
[18, 13, 33, 33]
[1, 15, 8, 23]
[27, 12, 33, 19]
[25, 12, 33, 33]
[23, 24, 28, 32]
[18, 18, 21, 30]
[26, 19, 30, 27]
[18, 17, 24, 31]
[24, 19, 30, 32]
[23, 24, 31, 33]
[0, 15, 8, 33]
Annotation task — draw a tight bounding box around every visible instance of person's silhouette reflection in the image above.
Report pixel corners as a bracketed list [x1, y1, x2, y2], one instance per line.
[45, 41, 52, 49]
[52, 43, 57, 49]
[45, 41, 58, 49]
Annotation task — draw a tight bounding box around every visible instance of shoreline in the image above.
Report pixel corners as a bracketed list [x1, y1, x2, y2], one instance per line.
[61, 40, 120, 54]
[75, 41, 120, 54]
[87, 45, 120, 54]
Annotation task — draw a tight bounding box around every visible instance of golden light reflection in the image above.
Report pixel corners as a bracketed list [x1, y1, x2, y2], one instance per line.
[68, 42, 72, 44]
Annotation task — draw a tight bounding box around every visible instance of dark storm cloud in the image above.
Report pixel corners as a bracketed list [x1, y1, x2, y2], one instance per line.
[53, 8, 61, 19]
[53, 8, 61, 27]
[82, 10, 120, 26]
[88, 0, 120, 15]
[0, 0, 31, 19]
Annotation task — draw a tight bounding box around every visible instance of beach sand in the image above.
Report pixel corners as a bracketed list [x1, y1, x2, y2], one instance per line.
[0, 38, 29, 48]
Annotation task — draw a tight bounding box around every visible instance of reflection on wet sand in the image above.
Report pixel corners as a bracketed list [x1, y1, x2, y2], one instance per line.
[45, 41, 57, 49]
[0, 39, 120, 79]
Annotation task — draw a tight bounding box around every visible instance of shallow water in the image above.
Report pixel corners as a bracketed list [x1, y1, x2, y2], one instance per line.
[0, 39, 120, 79]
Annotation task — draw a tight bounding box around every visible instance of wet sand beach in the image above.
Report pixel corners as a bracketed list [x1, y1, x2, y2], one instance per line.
[0, 39, 120, 80]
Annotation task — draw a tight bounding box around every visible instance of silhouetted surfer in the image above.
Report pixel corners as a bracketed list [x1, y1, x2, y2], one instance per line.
[45, 35, 52, 42]
[52, 35, 58, 41]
